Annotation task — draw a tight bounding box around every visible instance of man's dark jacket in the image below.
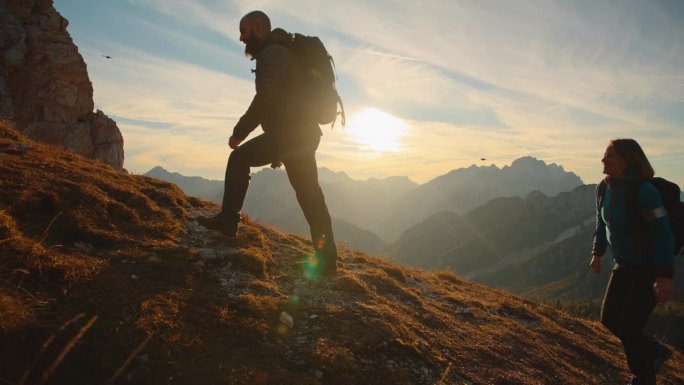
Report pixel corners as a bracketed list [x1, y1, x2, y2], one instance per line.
[232, 28, 321, 143]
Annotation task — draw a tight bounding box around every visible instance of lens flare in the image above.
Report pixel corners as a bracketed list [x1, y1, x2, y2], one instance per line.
[277, 324, 289, 335]
[302, 252, 322, 281]
[307, 254, 320, 267]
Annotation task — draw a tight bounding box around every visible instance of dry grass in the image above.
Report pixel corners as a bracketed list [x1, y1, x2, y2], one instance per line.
[1, 120, 683, 385]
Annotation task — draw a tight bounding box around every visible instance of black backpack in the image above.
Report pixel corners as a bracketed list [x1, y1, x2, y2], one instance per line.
[597, 177, 684, 256]
[288, 33, 345, 128]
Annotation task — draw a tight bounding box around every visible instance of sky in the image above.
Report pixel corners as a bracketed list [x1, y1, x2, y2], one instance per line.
[53, 0, 684, 186]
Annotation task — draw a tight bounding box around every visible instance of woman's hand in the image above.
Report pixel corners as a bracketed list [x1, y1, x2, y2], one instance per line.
[653, 277, 673, 302]
[590, 254, 602, 273]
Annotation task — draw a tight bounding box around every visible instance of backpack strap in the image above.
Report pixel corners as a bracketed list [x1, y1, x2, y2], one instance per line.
[593, 179, 608, 256]
[328, 54, 346, 129]
[331, 92, 346, 129]
[595, 179, 608, 231]
[677, 201, 684, 256]
[626, 180, 650, 254]
[596, 179, 607, 212]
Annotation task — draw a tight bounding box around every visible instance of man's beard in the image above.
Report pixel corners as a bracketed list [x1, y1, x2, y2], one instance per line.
[244, 34, 266, 59]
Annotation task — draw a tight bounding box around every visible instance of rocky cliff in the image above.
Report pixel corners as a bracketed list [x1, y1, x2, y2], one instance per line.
[0, 0, 124, 168]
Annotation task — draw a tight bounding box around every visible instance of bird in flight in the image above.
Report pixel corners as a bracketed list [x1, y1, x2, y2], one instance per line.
[102, 55, 112, 59]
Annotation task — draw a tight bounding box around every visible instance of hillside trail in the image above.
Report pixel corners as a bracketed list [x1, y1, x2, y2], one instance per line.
[181, 206, 341, 298]
[175, 207, 478, 384]
[180, 206, 348, 316]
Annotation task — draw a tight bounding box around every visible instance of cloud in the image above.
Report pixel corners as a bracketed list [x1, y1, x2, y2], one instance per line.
[73, 39, 264, 178]
[59, 0, 683, 187]
[121, 122, 230, 178]
[338, 46, 475, 109]
[127, 0, 241, 40]
[85, 46, 252, 128]
[257, 1, 683, 125]
[122, 0, 684, 128]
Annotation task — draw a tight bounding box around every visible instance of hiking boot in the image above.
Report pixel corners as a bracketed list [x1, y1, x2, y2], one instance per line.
[628, 376, 655, 385]
[321, 256, 337, 278]
[302, 252, 336, 280]
[197, 212, 240, 237]
[301, 239, 337, 280]
[653, 344, 673, 373]
[319, 241, 338, 278]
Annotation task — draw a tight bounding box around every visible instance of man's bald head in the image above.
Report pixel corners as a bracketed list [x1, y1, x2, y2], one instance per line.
[239, 10, 272, 58]
[241, 10, 271, 34]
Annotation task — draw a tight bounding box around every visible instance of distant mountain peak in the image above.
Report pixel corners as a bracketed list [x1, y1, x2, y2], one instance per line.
[146, 165, 168, 174]
[145, 165, 185, 179]
[510, 156, 544, 166]
[505, 156, 562, 171]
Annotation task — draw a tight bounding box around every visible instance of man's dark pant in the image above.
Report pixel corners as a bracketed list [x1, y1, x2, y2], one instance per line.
[221, 133, 335, 253]
[600, 265, 660, 384]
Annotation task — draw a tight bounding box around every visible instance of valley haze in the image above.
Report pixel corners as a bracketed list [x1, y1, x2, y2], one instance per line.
[146, 156, 583, 244]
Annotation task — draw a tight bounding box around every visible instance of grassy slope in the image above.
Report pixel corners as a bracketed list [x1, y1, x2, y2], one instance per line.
[1, 121, 683, 385]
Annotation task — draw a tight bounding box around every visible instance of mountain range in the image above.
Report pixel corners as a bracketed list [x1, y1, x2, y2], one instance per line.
[144, 160, 601, 301]
[375, 157, 583, 241]
[145, 166, 413, 253]
[146, 156, 583, 249]
[389, 184, 684, 300]
[389, 185, 596, 275]
[145, 159, 684, 307]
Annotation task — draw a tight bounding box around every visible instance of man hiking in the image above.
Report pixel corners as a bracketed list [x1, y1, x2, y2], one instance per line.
[198, 10, 337, 278]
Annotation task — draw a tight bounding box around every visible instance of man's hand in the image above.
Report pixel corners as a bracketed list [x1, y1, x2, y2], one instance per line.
[590, 254, 602, 273]
[229, 136, 243, 149]
[653, 277, 673, 303]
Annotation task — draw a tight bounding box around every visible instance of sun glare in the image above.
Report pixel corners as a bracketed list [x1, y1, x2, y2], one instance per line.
[347, 108, 409, 152]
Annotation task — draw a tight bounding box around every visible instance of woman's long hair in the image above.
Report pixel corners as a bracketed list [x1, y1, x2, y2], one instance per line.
[610, 138, 655, 179]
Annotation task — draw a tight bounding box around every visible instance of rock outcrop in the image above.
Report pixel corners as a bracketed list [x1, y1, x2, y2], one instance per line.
[0, 0, 124, 169]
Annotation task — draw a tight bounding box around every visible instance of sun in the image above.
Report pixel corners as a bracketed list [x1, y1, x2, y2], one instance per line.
[346, 108, 409, 152]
